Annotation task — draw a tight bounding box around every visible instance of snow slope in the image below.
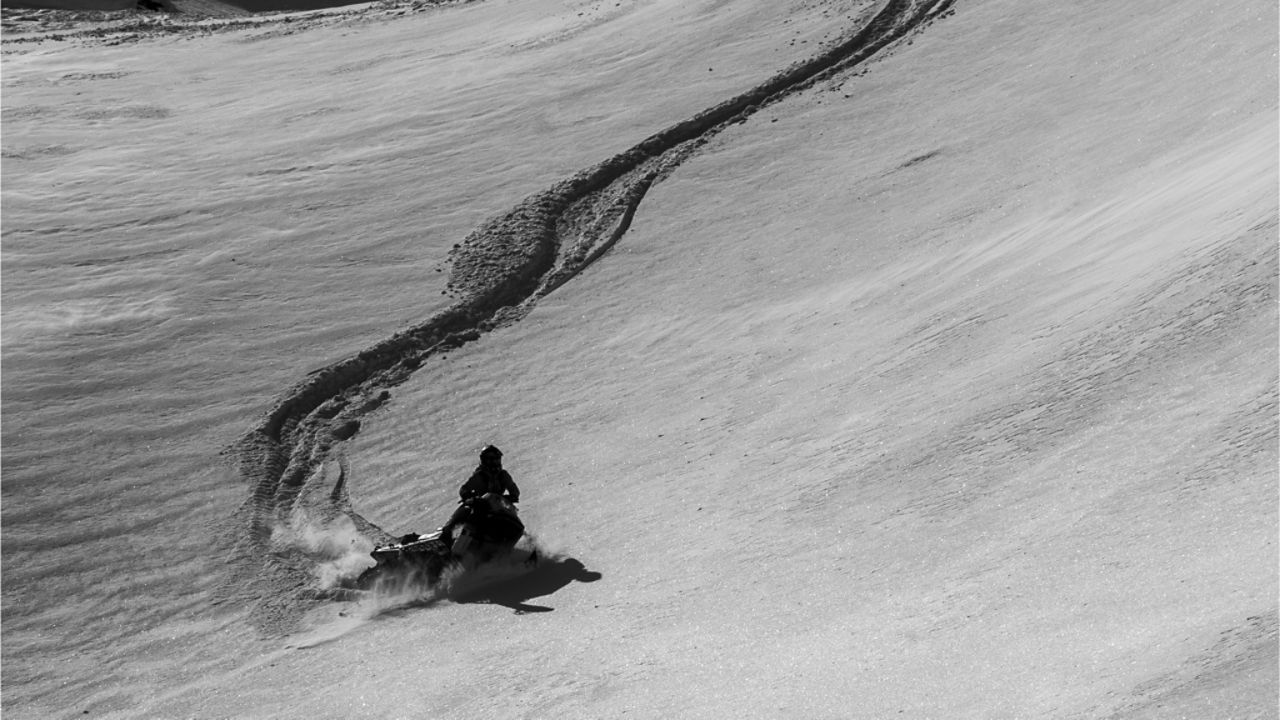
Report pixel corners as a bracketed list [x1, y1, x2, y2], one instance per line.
[2, 0, 1275, 718]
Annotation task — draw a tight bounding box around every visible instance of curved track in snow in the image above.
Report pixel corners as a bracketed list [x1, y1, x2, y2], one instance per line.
[225, 0, 955, 632]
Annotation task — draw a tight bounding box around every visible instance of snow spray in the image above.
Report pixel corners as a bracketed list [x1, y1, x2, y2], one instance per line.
[271, 509, 376, 589]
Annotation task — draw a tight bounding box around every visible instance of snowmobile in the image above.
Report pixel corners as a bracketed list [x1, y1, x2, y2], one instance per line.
[354, 492, 530, 590]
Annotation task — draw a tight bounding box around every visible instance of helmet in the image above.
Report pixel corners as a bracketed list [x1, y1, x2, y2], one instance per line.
[479, 445, 503, 461]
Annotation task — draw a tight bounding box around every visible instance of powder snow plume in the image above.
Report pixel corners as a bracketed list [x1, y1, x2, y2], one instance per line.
[271, 509, 376, 589]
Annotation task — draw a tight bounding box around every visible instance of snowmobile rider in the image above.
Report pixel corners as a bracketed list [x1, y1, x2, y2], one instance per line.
[438, 445, 519, 543]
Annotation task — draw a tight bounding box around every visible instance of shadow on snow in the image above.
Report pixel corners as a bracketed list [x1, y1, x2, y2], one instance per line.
[450, 556, 603, 614]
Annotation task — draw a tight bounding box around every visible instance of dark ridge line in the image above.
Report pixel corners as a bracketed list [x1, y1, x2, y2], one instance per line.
[225, 0, 954, 631]
[0, 0, 474, 44]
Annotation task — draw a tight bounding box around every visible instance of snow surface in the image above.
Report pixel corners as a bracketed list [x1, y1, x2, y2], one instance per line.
[2, 0, 1276, 718]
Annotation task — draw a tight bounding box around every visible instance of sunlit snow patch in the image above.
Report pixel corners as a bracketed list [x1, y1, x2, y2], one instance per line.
[7, 295, 174, 344]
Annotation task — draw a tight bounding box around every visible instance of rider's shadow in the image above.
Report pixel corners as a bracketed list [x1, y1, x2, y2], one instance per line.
[451, 556, 602, 614]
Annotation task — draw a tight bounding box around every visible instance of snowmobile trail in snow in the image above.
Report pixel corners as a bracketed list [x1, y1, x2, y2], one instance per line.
[224, 0, 956, 634]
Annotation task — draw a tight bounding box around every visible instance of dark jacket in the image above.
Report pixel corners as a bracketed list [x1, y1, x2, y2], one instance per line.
[459, 466, 519, 503]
